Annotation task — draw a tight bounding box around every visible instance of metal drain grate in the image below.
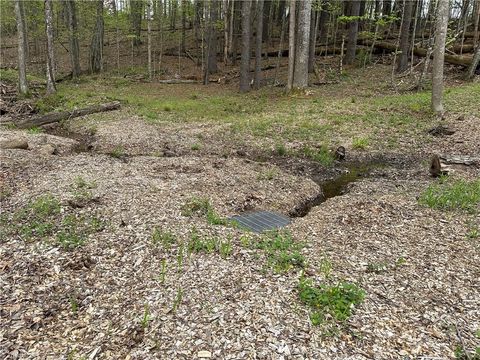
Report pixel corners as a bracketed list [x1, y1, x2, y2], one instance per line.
[230, 210, 291, 233]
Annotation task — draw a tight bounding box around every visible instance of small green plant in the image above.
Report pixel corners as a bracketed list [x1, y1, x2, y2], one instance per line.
[181, 197, 228, 225]
[240, 234, 252, 248]
[152, 227, 177, 249]
[275, 143, 287, 156]
[298, 276, 365, 324]
[467, 226, 479, 239]
[28, 126, 44, 134]
[352, 137, 369, 150]
[187, 228, 217, 254]
[74, 176, 96, 190]
[319, 256, 333, 278]
[159, 259, 167, 284]
[172, 288, 183, 313]
[219, 238, 232, 258]
[181, 197, 211, 217]
[140, 304, 151, 329]
[301, 146, 334, 167]
[366, 262, 388, 274]
[69, 295, 79, 314]
[419, 178, 480, 214]
[109, 145, 125, 159]
[257, 231, 305, 273]
[257, 167, 278, 181]
[191, 143, 201, 151]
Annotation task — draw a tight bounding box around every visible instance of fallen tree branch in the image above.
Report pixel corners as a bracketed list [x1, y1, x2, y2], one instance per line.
[9, 101, 121, 129]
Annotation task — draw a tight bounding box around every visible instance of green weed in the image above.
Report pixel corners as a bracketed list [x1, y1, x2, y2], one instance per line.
[257, 231, 305, 273]
[152, 227, 177, 249]
[352, 137, 369, 150]
[298, 276, 365, 324]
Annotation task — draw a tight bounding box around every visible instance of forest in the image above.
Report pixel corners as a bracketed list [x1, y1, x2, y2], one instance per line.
[0, 0, 479, 359]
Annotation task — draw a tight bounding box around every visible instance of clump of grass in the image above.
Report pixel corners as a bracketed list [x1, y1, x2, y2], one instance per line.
[301, 146, 334, 167]
[172, 288, 183, 313]
[218, 238, 232, 258]
[35, 93, 65, 114]
[7, 195, 102, 249]
[419, 178, 480, 214]
[181, 197, 229, 225]
[70, 176, 97, 205]
[257, 167, 278, 181]
[152, 227, 177, 249]
[352, 137, 369, 150]
[275, 143, 287, 156]
[298, 276, 365, 325]
[188, 228, 217, 254]
[191, 143, 201, 151]
[109, 145, 125, 159]
[140, 304, 151, 330]
[27, 126, 44, 134]
[257, 231, 305, 273]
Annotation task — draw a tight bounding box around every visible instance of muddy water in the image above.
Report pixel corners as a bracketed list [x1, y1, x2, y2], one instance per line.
[290, 161, 386, 217]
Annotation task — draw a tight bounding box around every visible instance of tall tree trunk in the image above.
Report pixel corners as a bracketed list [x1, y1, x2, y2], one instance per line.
[65, 0, 81, 77]
[308, 9, 318, 73]
[223, 0, 229, 63]
[231, 0, 241, 66]
[130, 0, 143, 46]
[114, 0, 120, 71]
[287, 0, 296, 90]
[181, 0, 186, 53]
[345, 0, 360, 65]
[293, 0, 311, 88]
[396, 0, 413, 73]
[90, 0, 104, 73]
[44, 0, 56, 94]
[147, 0, 153, 79]
[254, 0, 264, 89]
[15, 0, 29, 95]
[466, 44, 480, 79]
[474, 0, 480, 46]
[240, 0, 252, 92]
[262, 0, 271, 43]
[431, 0, 450, 115]
[208, 0, 219, 73]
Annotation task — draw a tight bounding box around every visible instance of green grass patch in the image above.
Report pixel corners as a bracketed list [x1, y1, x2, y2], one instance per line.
[181, 196, 229, 225]
[256, 231, 305, 273]
[299, 277, 365, 325]
[419, 178, 480, 214]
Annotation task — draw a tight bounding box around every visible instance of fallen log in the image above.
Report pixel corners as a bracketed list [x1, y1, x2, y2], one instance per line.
[11, 101, 121, 129]
[156, 79, 197, 84]
[360, 40, 473, 67]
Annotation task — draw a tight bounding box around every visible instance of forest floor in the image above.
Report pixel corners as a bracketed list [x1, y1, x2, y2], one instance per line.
[1, 64, 480, 359]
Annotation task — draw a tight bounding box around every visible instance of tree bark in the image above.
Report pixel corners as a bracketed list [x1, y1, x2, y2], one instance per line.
[208, 0, 219, 73]
[44, 0, 56, 94]
[308, 9, 318, 73]
[65, 0, 81, 77]
[287, 0, 296, 90]
[181, 0, 187, 53]
[345, 0, 360, 65]
[254, 0, 264, 89]
[240, 0, 252, 92]
[396, 0, 413, 73]
[431, 0, 450, 115]
[90, 0, 104, 73]
[293, 0, 311, 88]
[466, 44, 480, 79]
[15, 0, 29, 95]
[147, 0, 153, 79]
[130, 0, 143, 46]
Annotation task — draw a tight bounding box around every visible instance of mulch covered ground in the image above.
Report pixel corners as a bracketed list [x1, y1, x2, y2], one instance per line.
[1, 107, 479, 359]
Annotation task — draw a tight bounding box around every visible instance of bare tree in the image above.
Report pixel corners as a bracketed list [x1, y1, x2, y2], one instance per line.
[466, 44, 480, 79]
[147, 0, 153, 79]
[130, 0, 143, 46]
[287, 0, 296, 90]
[293, 0, 312, 88]
[431, 0, 450, 115]
[396, 0, 413, 73]
[15, 0, 28, 95]
[90, 0, 104, 73]
[65, 0, 81, 77]
[254, 0, 264, 89]
[208, 0, 219, 73]
[240, 0, 252, 92]
[44, 0, 56, 94]
[345, 0, 360, 65]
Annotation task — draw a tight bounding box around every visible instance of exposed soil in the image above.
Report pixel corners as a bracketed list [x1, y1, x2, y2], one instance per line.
[1, 98, 479, 360]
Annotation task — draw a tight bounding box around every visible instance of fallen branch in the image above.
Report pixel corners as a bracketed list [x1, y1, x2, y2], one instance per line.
[10, 101, 121, 129]
[156, 79, 197, 84]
